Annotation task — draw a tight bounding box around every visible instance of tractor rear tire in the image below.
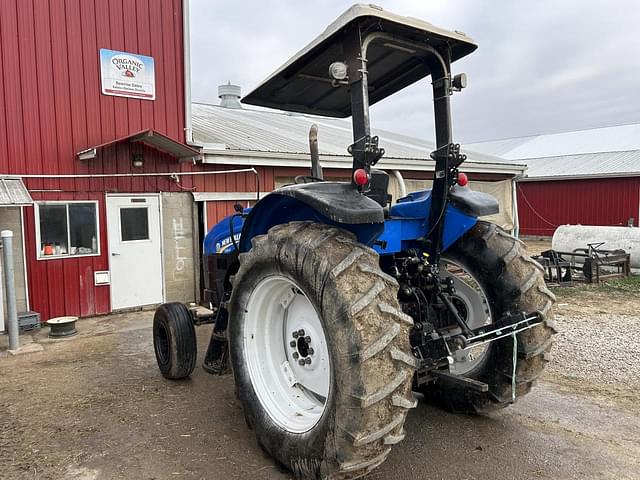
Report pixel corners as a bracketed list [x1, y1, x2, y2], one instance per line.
[425, 221, 557, 413]
[153, 302, 197, 380]
[228, 222, 417, 480]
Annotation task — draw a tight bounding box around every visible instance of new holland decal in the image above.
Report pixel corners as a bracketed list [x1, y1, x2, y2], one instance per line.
[215, 233, 242, 254]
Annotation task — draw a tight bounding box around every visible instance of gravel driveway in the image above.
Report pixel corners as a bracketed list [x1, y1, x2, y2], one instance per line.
[551, 312, 640, 388]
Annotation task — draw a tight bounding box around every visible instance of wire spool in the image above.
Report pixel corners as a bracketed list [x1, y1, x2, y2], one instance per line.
[47, 316, 78, 338]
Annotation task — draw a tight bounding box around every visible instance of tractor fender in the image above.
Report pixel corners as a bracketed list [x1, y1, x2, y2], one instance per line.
[238, 183, 384, 252]
[448, 184, 499, 217]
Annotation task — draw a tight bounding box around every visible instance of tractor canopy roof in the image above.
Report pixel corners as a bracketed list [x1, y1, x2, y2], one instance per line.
[242, 4, 477, 118]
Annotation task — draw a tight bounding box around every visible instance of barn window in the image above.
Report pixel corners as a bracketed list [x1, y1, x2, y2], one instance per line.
[35, 201, 99, 259]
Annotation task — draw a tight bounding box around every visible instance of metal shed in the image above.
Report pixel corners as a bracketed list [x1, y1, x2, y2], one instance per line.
[468, 123, 640, 236]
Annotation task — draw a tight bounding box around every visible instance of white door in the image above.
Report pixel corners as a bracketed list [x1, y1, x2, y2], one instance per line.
[107, 195, 163, 310]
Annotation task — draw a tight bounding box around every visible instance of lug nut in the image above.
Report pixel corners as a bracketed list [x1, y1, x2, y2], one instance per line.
[298, 329, 305, 337]
[304, 336, 311, 344]
[308, 348, 314, 355]
[293, 352, 299, 360]
[305, 358, 312, 365]
[298, 359, 306, 366]
[292, 331, 299, 339]
[290, 340, 296, 348]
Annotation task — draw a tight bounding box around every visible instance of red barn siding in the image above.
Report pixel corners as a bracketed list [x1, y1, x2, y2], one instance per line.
[23, 145, 195, 321]
[206, 201, 245, 231]
[0, 0, 188, 320]
[517, 178, 640, 237]
[0, 0, 185, 176]
[198, 166, 276, 229]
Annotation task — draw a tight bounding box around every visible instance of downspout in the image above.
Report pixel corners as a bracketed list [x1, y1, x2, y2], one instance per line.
[512, 173, 524, 238]
[183, 0, 193, 144]
[20, 207, 29, 311]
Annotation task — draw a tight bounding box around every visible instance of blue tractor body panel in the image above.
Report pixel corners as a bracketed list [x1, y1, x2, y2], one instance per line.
[375, 189, 477, 254]
[203, 189, 477, 256]
[203, 210, 247, 254]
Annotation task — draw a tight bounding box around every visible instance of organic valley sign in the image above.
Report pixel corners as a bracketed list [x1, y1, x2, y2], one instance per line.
[100, 48, 155, 100]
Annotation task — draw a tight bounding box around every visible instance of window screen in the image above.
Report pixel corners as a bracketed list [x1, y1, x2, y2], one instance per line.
[120, 207, 149, 241]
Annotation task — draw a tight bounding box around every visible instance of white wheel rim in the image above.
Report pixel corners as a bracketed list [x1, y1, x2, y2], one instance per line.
[440, 257, 493, 375]
[244, 275, 331, 433]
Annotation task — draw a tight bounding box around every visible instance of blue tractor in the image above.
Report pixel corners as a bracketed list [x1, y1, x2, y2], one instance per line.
[153, 5, 556, 479]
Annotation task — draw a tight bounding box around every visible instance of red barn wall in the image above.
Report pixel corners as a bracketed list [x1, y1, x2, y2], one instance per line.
[0, 0, 189, 320]
[0, 0, 186, 176]
[198, 166, 277, 230]
[517, 178, 640, 237]
[22, 145, 201, 321]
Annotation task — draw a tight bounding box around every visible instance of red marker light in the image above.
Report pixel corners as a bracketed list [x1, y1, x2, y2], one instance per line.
[457, 172, 469, 187]
[353, 168, 369, 186]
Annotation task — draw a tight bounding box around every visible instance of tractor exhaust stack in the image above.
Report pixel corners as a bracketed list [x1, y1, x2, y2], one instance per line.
[309, 125, 323, 180]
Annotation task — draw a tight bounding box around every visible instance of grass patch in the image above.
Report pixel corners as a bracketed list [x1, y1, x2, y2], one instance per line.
[596, 274, 640, 294]
[550, 274, 640, 297]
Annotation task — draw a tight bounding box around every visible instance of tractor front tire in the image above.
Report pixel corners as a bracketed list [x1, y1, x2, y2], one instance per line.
[153, 302, 197, 380]
[228, 222, 417, 480]
[426, 221, 557, 413]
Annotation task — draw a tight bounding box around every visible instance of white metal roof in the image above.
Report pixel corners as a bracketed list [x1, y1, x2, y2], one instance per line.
[192, 103, 525, 176]
[467, 123, 640, 180]
[467, 123, 640, 159]
[521, 150, 640, 181]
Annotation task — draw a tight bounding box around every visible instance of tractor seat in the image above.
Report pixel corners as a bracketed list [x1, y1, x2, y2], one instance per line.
[364, 169, 391, 208]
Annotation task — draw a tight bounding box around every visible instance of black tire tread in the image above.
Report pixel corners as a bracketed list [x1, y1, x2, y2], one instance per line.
[229, 222, 416, 480]
[153, 302, 197, 380]
[426, 221, 556, 414]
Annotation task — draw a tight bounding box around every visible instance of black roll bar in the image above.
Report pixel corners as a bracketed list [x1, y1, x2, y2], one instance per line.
[346, 26, 456, 264]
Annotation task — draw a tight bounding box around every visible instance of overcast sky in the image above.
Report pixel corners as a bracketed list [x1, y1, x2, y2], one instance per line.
[190, 1, 640, 143]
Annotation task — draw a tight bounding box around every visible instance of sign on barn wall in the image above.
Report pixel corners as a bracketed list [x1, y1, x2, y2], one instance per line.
[100, 49, 156, 100]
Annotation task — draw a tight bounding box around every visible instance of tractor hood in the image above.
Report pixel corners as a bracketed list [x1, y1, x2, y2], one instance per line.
[242, 4, 477, 117]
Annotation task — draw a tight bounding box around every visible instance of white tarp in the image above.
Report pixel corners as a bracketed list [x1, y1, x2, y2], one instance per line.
[388, 177, 514, 231]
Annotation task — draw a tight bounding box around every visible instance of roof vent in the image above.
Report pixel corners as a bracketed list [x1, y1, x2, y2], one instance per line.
[218, 82, 242, 109]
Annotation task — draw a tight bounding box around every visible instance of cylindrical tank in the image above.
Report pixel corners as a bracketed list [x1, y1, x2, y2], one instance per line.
[552, 225, 640, 268]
